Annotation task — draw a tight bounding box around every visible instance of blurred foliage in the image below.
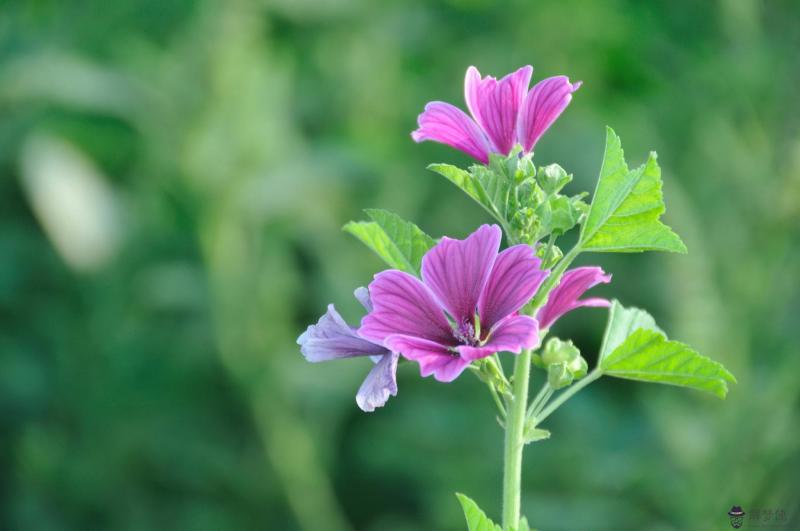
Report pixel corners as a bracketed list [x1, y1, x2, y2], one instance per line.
[1, 0, 799, 530]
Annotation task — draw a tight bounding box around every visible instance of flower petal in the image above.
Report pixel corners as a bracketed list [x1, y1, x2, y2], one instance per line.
[354, 286, 372, 312]
[359, 270, 455, 345]
[536, 266, 611, 330]
[298, 304, 389, 362]
[421, 224, 501, 326]
[458, 315, 540, 361]
[465, 65, 532, 155]
[386, 334, 470, 382]
[516, 76, 581, 152]
[411, 101, 492, 163]
[356, 352, 400, 412]
[478, 244, 549, 329]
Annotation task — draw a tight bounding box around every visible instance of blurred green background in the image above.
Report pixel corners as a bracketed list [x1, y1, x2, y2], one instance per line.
[1, 1, 798, 530]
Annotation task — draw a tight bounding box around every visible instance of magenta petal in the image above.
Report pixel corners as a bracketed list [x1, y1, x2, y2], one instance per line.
[421, 224, 501, 326]
[536, 266, 611, 330]
[459, 315, 540, 361]
[386, 334, 470, 382]
[356, 352, 399, 412]
[298, 304, 389, 362]
[359, 270, 455, 345]
[478, 244, 549, 329]
[465, 65, 532, 155]
[516, 76, 581, 152]
[411, 101, 492, 163]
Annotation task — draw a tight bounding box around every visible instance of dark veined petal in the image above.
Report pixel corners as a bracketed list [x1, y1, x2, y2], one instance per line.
[458, 315, 540, 361]
[411, 101, 492, 163]
[385, 334, 471, 383]
[536, 266, 611, 330]
[465, 65, 532, 155]
[516, 76, 581, 153]
[421, 224, 502, 326]
[298, 304, 389, 362]
[356, 352, 400, 412]
[478, 244, 549, 329]
[359, 270, 455, 345]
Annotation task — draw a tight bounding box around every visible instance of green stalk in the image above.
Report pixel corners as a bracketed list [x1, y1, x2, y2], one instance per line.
[501, 242, 582, 529]
[501, 348, 532, 529]
[534, 369, 602, 424]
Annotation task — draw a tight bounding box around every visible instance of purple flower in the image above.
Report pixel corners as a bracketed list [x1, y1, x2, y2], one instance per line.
[298, 287, 400, 412]
[359, 225, 548, 382]
[412, 65, 581, 163]
[536, 267, 612, 330]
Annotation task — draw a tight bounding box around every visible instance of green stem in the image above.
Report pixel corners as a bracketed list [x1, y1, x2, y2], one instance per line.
[501, 348, 532, 529]
[500, 242, 582, 529]
[526, 382, 551, 420]
[534, 369, 602, 424]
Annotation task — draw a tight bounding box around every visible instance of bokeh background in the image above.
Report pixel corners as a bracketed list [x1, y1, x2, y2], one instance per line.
[1, 1, 798, 530]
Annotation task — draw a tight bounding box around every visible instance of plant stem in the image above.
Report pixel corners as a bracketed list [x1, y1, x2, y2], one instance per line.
[534, 369, 602, 424]
[526, 382, 551, 420]
[502, 348, 532, 529]
[500, 242, 583, 529]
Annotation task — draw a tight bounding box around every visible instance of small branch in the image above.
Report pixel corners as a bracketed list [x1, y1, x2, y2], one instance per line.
[534, 369, 603, 425]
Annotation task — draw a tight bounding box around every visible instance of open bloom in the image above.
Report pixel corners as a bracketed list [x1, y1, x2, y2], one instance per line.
[536, 266, 612, 330]
[298, 287, 400, 412]
[359, 225, 548, 382]
[412, 65, 581, 163]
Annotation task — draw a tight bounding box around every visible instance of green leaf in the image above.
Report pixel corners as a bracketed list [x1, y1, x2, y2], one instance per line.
[580, 127, 687, 253]
[597, 300, 663, 364]
[343, 209, 435, 275]
[428, 162, 512, 223]
[455, 493, 502, 531]
[598, 301, 736, 398]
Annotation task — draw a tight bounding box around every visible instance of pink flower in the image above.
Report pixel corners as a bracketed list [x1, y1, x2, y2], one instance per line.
[536, 267, 612, 330]
[412, 66, 581, 163]
[359, 225, 548, 382]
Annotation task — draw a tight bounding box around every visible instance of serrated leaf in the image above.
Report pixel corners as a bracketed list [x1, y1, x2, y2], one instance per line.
[597, 300, 663, 364]
[598, 302, 736, 398]
[455, 493, 502, 531]
[580, 127, 687, 253]
[343, 209, 435, 275]
[428, 162, 512, 223]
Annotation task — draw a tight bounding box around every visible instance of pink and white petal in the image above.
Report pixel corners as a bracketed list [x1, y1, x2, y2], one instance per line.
[386, 335, 471, 383]
[516, 76, 581, 153]
[356, 352, 400, 412]
[473, 66, 533, 154]
[411, 101, 492, 163]
[536, 266, 611, 330]
[458, 315, 540, 361]
[421, 224, 502, 326]
[359, 270, 455, 345]
[478, 244, 549, 329]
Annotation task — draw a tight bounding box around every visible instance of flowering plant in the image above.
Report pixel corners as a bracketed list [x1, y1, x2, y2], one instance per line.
[298, 65, 735, 530]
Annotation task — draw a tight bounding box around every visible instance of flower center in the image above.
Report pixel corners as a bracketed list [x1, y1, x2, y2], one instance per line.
[454, 320, 481, 346]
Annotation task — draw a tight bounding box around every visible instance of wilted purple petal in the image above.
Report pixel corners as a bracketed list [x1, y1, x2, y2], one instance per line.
[536, 266, 611, 330]
[458, 315, 540, 361]
[421, 224, 501, 326]
[411, 101, 492, 163]
[465, 65, 532, 155]
[298, 304, 389, 362]
[360, 270, 455, 345]
[516, 76, 581, 152]
[385, 334, 471, 382]
[356, 352, 400, 412]
[478, 244, 549, 329]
